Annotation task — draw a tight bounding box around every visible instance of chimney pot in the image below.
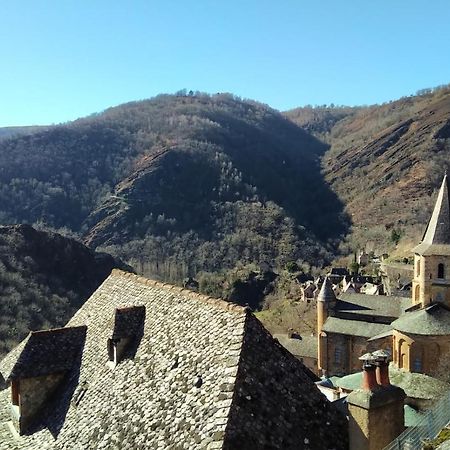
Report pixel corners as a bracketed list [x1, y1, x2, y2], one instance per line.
[361, 363, 379, 391]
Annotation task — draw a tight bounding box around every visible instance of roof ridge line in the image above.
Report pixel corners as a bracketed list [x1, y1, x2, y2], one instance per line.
[110, 269, 248, 314]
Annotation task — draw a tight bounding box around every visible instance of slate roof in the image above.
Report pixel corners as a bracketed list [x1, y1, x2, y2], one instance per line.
[272, 334, 318, 359]
[413, 174, 450, 255]
[335, 293, 410, 320]
[0, 270, 347, 450]
[391, 303, 450, 335]
[317, 276, 336, 303]
[0, 326, 87, 381]
[322, 317, 392, 338]
[110, 305, 145, 339]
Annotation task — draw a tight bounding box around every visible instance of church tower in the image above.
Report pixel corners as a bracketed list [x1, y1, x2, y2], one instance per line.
[412, 174, 450, 307]
[317, 277, 336, 376]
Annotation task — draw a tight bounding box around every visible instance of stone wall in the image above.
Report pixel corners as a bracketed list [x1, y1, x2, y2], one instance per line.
[18, 373, 65, 433]
[348, 386, 405, 450]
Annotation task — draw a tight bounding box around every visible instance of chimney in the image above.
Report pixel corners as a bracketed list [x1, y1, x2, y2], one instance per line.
[359, 353, 379, 391]
[347, 351, 406, 450]
[373, 349, 390, 386]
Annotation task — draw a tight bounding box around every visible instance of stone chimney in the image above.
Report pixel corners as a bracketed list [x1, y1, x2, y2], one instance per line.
[347, 351, 406, 450]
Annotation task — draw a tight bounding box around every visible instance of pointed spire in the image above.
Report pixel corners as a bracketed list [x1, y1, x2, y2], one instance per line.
[317, 276, 336, 303]
[413, 174, 450, 255]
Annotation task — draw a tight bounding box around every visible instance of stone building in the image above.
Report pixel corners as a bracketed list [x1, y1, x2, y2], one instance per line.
[318, 174, 450, 378]
[0, 270, 348, 450]
[317, 277, 409, 376]
[391, 174, 450, 375]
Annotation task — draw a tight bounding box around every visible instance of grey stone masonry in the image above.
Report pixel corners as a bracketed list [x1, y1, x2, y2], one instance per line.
[0, 270, 348, 449]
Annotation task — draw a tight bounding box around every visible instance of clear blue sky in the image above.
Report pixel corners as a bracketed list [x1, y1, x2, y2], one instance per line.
[1, 0, 449, 126]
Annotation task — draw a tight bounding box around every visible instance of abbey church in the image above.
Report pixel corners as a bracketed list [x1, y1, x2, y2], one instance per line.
[318, 174, 450, 377]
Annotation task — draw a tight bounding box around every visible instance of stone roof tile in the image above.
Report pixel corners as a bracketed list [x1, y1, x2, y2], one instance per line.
[0, 326, 87, 381]
[391, 303, 450, 335]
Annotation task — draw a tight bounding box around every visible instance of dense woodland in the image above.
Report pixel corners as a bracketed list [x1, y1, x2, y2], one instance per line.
[0, 93, 348, 289]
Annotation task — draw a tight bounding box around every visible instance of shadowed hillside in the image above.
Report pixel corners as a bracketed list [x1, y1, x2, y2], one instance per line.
[286, 86, 450, 255]
[0, 224, 130, 356]
[0, 93, 349, 287]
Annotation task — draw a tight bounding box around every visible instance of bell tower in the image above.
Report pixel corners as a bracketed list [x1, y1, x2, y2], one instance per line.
[412, 174, 450, 308]
[317, 277, 336, 376]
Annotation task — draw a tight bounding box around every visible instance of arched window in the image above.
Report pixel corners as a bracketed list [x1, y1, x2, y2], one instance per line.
[415, 285, 420, 302]
[438, 263, 445, 279]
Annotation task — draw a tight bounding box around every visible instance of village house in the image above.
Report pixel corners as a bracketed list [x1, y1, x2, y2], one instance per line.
[0, 270, 348, 450]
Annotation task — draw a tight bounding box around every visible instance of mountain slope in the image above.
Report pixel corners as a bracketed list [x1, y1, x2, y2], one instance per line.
[0, 94, 349, 283]
[286, 86, 450, 253]
[0, 224, 129, 356]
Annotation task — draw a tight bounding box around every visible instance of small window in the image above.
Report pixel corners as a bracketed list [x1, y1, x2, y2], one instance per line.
[413, 357, 422, 372]
[334, 347, 342, 364]
[11, 379, 19, 406]
[416, 260, 420, 277]
[438, 263, 445, 279]
[107, 338, 118, 365]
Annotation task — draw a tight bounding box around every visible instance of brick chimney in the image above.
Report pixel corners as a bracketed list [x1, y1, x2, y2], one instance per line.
[347, 351, 406, 450]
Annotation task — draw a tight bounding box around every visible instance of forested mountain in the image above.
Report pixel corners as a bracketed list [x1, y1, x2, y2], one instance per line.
[286, 86, 450, 254]
[285, 105, 361, 140]
[0, 93, 348, 287]
[0, 224, 129, 356]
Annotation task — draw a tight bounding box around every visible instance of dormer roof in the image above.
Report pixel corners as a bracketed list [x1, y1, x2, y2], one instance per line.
[110, 305, 145, 340]
[413, 174, 450, 255]
[0, 326, 87, 382]
[317, 276, 336, 303]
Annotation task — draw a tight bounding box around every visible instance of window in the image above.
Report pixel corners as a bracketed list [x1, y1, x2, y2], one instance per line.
[416, 260, 420, 277]
[413, 357, 422, 372]
[334, 347, 342, 364]
[438, 263, 445, 279]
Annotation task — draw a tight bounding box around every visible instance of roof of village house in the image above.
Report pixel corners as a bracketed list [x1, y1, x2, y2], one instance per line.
[322, 316, 392, 338]
[0, 270, 347, 450]
[329, 268, 349, 276]
[413, 174, 450, 256]
[273, 333, 318, 359]
[317, 276, 336, 303]
[391, 303, 450, 336]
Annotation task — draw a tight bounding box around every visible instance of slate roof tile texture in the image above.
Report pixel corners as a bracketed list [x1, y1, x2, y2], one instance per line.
[335, 293, 411, 319]
[391, 303, 450, 335]
[322, 316, 393, 338]
[0, 270, 348, 450]
[0, 326, 87, 381]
